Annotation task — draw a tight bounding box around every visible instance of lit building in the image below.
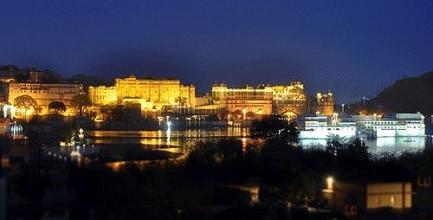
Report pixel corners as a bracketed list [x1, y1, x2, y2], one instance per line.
[311, 91, 335, 116]
[88, 86, 117, 105]
[212, 83, 273, 118]
[323, 179, 412, 216]
[270, 81, 307, 118]
[299, 113, 356, 139]
[299, 112, 425, 139]
[211, 82, 313, 119]
[6, 82, 84, 116]
[88, 75, 196, 111]
[353, 113, 425, 137]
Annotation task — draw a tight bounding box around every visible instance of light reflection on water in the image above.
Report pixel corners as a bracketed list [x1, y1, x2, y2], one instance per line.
[300, 136, 429, 155]
[88, 127, 250, 147]
[88, 128, 431, 155]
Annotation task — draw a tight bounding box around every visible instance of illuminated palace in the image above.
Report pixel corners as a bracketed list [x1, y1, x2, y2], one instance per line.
[271, 81, 307, 117]
[311, 91, 335, 116]
[211, 81, 320, 119]
[89, 75, 196, 110]
[212, 83, 274, 118]
[6, 73, 83, 116]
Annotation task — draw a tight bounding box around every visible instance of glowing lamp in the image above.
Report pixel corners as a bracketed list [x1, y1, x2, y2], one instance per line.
[326, 176, 334, 190]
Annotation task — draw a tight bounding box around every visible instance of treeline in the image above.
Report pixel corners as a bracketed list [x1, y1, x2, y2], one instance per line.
[0, 65, 111, 87]
[65, 121, 433, 218]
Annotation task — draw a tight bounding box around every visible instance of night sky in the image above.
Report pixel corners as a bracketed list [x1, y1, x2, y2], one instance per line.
[1, 0, 433, 102]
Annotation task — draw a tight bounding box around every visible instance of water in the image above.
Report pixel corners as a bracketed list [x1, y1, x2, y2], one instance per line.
[87, 127, 250, 148]
[87, 128, 432, 155]
[300, 136, 429, 155]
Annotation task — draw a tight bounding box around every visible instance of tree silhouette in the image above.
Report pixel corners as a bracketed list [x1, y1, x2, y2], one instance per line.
[48, 101, 66, 114]
[14, 95, 37, 118]
[175, 96, 188, 114]
[72, 94, 91, 116]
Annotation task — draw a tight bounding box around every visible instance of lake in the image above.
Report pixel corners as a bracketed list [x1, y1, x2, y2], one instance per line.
[86, 127, 433, 156]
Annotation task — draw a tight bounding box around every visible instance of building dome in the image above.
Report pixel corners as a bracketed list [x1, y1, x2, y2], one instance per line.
[8, 122, 23, 135]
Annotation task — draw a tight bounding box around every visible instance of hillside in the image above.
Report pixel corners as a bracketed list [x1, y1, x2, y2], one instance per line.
[371, 71, 433, 114]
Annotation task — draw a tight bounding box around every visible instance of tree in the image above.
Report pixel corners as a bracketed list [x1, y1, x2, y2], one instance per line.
[48, 101, 66, 114]
[175, 96, 188, 107]
[175, 96, 188, 115]
[14, 95, 37, 118]
[245, 111, 255, 120]
[72, 94, 91, 116]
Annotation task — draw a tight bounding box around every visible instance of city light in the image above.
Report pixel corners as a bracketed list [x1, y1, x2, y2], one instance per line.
[326, 176, 334, 190]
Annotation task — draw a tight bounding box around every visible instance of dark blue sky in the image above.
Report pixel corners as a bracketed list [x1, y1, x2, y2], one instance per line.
[1, 0, 433, 102]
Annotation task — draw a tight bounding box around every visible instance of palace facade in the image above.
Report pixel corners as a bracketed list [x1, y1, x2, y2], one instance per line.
[210, 82, 336, 119]
[311, 91, 335, 116]
[212, 83, 274, 118]
[6, 82, 84, 116]
[211, 82, 311, 119]
[270, 81, 307, 118]
[88, 75, 196, 110]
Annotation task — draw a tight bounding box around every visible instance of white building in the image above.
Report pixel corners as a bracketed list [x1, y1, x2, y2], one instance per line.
[300, 112, 425, 139]
[299, 113, 357, 139]
[353, 113, 425, 137]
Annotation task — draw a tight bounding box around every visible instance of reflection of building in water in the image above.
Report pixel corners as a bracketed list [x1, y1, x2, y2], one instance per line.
[300, 136, 426, 155]
[89, 75, 196, 111]
[6, 81, 83, 116]
[368, 137, 425, 154]
[310, 92, 335, 116]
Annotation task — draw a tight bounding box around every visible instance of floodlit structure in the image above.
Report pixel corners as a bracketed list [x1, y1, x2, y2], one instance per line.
[212, 83, 273, 118]
[270, 81, 307, 118]
[300, 112, 426, 139]
[2, 104, 15, 119]
[88, 85, 117, 105]
[299, 113, 356, 139]
[311, 91, 335, 116]
[88, 75, 196, 111]
[6, 82, 83, 116]
[211, 82, 310, 119]
[353, 113, 425, 137]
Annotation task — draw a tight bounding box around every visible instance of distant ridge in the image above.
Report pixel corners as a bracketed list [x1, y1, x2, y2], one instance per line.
[371, 71, 433, 114]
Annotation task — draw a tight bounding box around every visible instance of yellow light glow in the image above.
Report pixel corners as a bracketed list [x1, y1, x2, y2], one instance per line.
[326, 176, 334, 190]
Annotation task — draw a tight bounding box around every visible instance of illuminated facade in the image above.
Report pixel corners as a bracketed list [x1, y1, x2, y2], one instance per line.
[88, 86, 117, 105]
[270, 81, 307, 118]
[89, 75, 196, 110]
[212, 83, 273, 118]
[311, 91, 335, 116]
[211, 82, 309, 119]
[6, 82, 83, 116]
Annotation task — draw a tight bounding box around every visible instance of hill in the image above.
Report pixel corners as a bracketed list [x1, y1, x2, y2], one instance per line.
[371, 71, 433, 114]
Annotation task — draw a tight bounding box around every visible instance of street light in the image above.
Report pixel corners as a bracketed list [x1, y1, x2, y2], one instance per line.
[326, 176, 336, 211]
[326, 176, 334, 190]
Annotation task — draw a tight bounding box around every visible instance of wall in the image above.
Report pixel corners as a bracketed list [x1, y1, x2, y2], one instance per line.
[88, 86, 117, 105]
[7, 82, 83, 116]
[114, 75, 196, 109]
